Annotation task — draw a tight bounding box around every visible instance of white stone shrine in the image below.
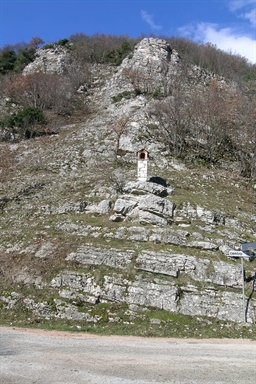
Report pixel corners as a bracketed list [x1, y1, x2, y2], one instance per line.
[137, 149, 149, 181]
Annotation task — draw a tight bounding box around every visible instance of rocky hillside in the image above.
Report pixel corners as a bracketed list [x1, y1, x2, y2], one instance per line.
[0, 38, 256, 337]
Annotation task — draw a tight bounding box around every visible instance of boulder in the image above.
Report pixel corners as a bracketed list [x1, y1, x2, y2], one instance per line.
[113, 198, 137, 215]
[123, 181, 168, 197]
[149, 228, 190, 245]
[136, 251, 186, 277]
[126, 226, 149, 242]
[109, 214, 124, 222]
[138, 194, 175, 219]
[138, 211, 168, 226]
[96, 200, 112, 214]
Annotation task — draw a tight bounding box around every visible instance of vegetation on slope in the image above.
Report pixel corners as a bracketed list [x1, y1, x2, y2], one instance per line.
[0, 33, 256, 179]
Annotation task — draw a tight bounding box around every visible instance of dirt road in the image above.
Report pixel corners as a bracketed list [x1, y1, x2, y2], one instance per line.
[0, 327, 255, 383]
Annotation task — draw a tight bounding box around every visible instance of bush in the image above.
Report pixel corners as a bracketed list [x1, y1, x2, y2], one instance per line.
[42, 39, 70, 50]
[112, 90, 134, 103]
[42, 44, 55, 50]
[114, 41, 132, 65]
[0, 50, 16, 74]
[57, 38, 69, 47]
[13, 107, 45, 127]
[243, 72, 256, 81]
[0, 47, 36, 74]
[14, 48, 36, 72]
[152, 89, 161, 99]
[0, 107, 46, 141]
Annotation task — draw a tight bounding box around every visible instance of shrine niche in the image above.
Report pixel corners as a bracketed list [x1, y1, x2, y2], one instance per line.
[137, 149, 149, 181]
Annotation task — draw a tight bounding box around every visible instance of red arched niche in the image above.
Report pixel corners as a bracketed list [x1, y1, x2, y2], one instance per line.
[137, 149, 149, 160]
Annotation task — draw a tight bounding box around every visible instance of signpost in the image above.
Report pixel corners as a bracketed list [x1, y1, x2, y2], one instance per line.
[228, 251, 248, 258]
[228, 250, 250, 323]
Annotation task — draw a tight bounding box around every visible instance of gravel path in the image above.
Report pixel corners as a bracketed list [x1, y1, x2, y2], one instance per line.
[0, 327, 255, 383]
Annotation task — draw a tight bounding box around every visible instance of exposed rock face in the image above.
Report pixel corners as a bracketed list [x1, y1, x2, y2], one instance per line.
[1, 37, 256, 331]
[2, 243, 252, 324]
[119, 38, 180, 94]
[136, 251, 242, 287]
[81, 38, 183, 161]
[66, 246, 134, 268]
[48, 263, 255, 323]
[131, 38, 179, 66]
[111, 180, 174, 225]
[23, 45, 71, 75]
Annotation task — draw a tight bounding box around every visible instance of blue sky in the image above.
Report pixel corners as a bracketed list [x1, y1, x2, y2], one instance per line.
[0, 0, 255, 63]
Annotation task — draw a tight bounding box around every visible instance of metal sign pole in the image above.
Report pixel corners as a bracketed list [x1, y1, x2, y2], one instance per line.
[241, 258, 246, 323]
[228, 245, 256, 323]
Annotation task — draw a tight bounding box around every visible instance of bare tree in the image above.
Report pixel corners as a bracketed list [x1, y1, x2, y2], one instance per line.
[148, 68, 195, 157]
[4, 71, 89, 115]
[197, 80, 241, 162]
[149, 93, 192, 157]
[111, 116, 130, 160]
[29, 37, 45, 49]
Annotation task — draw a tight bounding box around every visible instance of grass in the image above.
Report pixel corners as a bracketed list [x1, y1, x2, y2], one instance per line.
[1, 306, 255, 340]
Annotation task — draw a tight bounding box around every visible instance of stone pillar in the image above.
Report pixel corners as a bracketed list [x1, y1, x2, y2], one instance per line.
[137, 149, 149, 182]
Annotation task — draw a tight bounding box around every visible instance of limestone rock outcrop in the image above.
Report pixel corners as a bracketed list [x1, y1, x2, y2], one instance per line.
[110, 180, 174, 225]
[23, 45, 71, 75]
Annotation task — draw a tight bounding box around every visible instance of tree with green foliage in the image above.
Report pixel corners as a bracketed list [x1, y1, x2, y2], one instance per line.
[0, 50, 16, 74]
[14, 48, 36, 72]
[0, 46, 36, 74]
[0, 107, 45, 141]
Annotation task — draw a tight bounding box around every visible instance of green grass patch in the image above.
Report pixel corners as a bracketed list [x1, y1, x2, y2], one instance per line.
[1, 306, 255, 339]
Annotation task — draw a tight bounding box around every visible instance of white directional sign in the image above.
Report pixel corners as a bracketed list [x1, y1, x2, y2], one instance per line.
[228, 250, 249, 258]
[228, 246, 254, 323]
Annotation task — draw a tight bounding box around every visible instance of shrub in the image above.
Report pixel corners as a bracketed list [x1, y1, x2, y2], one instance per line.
[0, 107, 46, 141]
[112, 90, 134, 103]
[0, 47, 36, 74]
[57, 38, 69, 47]
[152, 88, 161, 99]
[42, 44, 55, 50]
[0, 50, 16, 74]
[14, 48, 36, 72]
[243, 72, 256, 81]
[13, 107, 45, 127]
